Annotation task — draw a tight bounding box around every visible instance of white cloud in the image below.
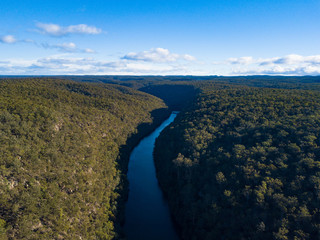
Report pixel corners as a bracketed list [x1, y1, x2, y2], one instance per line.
[36, 23, 102, 36]
[41, 42, 95, 53]
[224, 54, 320, 67]
[47, 42, 77, 52]
[0, 35, 17, 44]
[232, 65, 320, 76]
[122, 48, 196, 62]
[183, 54, 197, 61]
[84, 48, 95, 53]
[259, 54, 320, 66]
[227, 56, 254, 65]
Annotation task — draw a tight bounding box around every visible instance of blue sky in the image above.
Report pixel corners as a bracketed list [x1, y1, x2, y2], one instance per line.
[1, 0, 320, 75]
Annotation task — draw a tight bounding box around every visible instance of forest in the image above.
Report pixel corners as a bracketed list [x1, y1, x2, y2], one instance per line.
[0, 79, 167, 239]
[154, 86, 320, 239]
[1, 76, 320, 239]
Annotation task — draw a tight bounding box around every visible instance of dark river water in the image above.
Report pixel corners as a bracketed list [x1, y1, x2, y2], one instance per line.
[124, 112, 179, 240]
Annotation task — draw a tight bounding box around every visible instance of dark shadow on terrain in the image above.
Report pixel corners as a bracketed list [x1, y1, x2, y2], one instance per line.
[139, 84, 198, 111]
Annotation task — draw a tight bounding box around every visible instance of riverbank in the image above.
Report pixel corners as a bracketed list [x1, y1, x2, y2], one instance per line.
[114, 107, 171, 239]
[123, 112, 179, 240]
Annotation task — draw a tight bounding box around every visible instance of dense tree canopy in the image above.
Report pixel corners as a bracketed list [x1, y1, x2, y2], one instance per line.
[0, 79, 166, 239]
[2, 76, 320, 239]
[155, 87, 320, 240]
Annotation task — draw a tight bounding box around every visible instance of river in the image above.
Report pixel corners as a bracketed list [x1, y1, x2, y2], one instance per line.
[124, 112, 179, 240]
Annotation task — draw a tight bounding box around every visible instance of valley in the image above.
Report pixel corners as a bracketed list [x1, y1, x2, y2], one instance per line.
[0, 76, 320, 239]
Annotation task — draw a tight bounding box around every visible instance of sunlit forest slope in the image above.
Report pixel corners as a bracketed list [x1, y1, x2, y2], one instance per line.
[0, 79, 166, 240]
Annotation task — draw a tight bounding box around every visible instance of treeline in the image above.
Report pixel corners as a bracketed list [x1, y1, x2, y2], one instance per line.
[27, 75, 320, 91]
[0, 79, 167, 239]
[154, 87, 320, 239]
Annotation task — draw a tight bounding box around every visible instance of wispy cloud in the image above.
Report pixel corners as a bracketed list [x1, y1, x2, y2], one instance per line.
[0, 32, 95, 54]
[0, 35, 17, 44]
[122, 48, 196, 62]
[36, 23, 102, 36]
[41, 42, 95, 53]
[0, 34, 96, 54]
[227, 56, 254, 65]
[0, 54, 191, 75]
[0, 35, 35, 44]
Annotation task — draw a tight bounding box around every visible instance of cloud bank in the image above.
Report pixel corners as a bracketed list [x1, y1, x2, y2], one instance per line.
[0, 54, 191, 75]
[1, 48, 320, 75]
[224, 54, 320, 75]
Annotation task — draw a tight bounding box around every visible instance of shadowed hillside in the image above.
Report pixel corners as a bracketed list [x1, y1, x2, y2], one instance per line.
[154, 87, 320, 239]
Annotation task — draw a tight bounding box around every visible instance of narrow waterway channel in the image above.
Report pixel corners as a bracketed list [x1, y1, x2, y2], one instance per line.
[124, 112, 179, 240]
